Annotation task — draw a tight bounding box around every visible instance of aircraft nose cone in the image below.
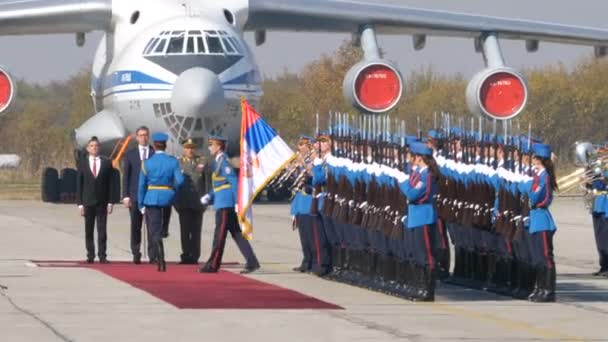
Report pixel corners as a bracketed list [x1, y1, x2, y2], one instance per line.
[171, 67, 226, 119]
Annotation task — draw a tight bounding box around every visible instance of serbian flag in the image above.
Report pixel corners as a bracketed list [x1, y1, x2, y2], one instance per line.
[238, 98, 295, 240]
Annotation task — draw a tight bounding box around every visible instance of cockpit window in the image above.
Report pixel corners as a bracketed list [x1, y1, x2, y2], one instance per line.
[154, 39, 167, 53]
[143, 29, 244, 57]
[206, 36, 223, 54]
[186, 37, 195, 53]
[221, 37, 235, 53]
[196, 37, 206, 53]
[167, 35, 185, 54]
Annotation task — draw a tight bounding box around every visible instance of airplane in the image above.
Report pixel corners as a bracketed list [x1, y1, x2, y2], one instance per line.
[0, 0, 608, 201]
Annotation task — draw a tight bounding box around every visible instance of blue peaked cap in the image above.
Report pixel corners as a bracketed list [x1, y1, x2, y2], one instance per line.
[152, 132, 169, 142]
[532, 143, 551, 159]
[406, 135, 419, 146]
[410, 142, 433, 156]
[428, 130, 442, 139]
[208, 135, 227, 143]
[299, 134, 314, 142]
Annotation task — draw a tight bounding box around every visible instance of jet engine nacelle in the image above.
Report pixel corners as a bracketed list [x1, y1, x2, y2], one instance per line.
[466, 67, 528, 120]
[0, 66, 15, 115]
[343, 60, 403, 114]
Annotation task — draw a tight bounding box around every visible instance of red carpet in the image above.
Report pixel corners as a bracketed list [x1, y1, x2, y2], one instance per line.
[33, 261, 342, 310]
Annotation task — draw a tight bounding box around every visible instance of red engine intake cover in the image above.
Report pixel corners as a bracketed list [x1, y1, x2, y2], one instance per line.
[0, 68, 14, 113]
[353, 63, 402, 113]
[479, 71, 526, 119]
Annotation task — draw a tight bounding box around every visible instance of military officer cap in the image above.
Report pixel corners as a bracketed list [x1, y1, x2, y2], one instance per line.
[532, 143, 551, 159]
[316, 132, 331, 142]
[406, 135, 419, 146]
[208, 135, 227, 144]
[152, 132, 169, 142]
[299, 135, 314, 143]
[428, 130, 441, 140]
[410, 142, 433, 156]
[182, 138, 197, 148]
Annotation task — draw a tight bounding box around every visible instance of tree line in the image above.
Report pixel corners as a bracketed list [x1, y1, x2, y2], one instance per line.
[1, 41, 607, 180]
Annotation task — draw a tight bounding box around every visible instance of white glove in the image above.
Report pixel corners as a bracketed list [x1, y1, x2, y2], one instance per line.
[140, 207, 145, 215]
[201, 194, 210, 205]
[234, 205, 239, 213]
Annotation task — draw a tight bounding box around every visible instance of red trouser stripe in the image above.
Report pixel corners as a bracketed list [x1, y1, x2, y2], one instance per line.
[505, 239, 512, 255]
[437, 219, 447, 249]
[312, 218, 321, 267]
[423, 225, 434, 271]
[542, 231, 553, 269]
[212, 210, 227, 269]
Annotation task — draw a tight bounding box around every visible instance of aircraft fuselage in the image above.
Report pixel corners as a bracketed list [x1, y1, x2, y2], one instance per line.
[77, 0, 262, 156]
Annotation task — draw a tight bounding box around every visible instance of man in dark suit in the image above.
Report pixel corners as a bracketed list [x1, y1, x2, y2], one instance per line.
[123, 126, 171, 264]
[77, 137, 117, 263]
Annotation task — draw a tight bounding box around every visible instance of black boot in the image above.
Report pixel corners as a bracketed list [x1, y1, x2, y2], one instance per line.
[414, 265, 435, 301]
[157, 241, 166, 272]
[533, 267, 556, 303]
[483, 254, 497, 291]
[528, 267, 544, 301]
[592, 253, 608, 276]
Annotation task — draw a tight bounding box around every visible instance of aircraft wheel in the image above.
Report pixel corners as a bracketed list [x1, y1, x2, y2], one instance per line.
[41, 167, 59, 203]
[59, 168, 77, 203]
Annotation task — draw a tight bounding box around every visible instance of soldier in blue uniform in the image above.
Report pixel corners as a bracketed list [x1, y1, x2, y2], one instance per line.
[138, 132, 185, 272]
[398, 142, 439, 301]
[291, 135, 315, 272]
[310, 132, 333, 276]
[525, 143, 558, 302]
[199, 135, 261, 274]
[591, 171, 608, 277]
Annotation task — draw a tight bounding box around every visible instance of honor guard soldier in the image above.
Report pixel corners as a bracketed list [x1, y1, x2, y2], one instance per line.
[526, 143, 558, 302]
[310, 132, 332, 276]
[137, 132, 184, 272]
[291, 135, 315, 272]
[398, 142, 440, 301]
[199, 135, 261, 274]
[174, 138, 208, 264]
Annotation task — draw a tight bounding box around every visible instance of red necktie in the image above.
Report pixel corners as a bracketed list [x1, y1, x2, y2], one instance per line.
[92, 158, 97, 177]
[532, 174, 539, 192]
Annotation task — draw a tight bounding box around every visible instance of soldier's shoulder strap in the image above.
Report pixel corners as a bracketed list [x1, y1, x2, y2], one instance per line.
[214, 155, 225, 175]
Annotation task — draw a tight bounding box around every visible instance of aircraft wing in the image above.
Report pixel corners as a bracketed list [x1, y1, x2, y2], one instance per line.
[0, 0, 111, 35]
[246, 0, 608, 46]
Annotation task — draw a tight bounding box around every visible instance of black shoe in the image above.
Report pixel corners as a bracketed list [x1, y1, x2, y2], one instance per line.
[86, 258, 94, 264]
[198, 266, 217, 273]
[292, 265, 307, 273]
[99, 258, 110, 264]
[592, 268, 608, 276]
[240, 265, 260, 274]
[133, 256, 141, 265]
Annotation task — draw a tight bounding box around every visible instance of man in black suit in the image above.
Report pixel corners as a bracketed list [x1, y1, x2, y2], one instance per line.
[77, 137, 117, 263]
[122, 126, 171, 263]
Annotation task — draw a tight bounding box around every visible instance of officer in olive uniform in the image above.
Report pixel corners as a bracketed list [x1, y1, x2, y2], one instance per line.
[174, 138, 209, 264]
[138, 132, 185, 272]
[199, 135, 261, 274]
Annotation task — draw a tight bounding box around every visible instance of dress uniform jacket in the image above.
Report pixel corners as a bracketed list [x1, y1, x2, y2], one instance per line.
[175, 156, 208, 209]
[137, 152, 185, 209]
[208, 152, 237, 209]
[526, 169, 556, 233]
[399, 167, 437, 228]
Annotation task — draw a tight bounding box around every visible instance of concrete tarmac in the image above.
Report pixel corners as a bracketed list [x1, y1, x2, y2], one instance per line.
[0, 198, 607, 342]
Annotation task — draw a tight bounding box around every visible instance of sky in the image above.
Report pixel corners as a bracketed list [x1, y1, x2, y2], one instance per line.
[0, 0, 607, 83]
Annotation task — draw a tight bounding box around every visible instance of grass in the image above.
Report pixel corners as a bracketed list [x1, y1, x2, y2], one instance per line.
[0, 170, 40, 200]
